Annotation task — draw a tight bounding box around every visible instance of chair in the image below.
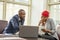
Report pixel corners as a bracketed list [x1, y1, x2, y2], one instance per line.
[56, 25, 60, 40]
[0, 20, 8, 34]
[57, 34, 60, 40]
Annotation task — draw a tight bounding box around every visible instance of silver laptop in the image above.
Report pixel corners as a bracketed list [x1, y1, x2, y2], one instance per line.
[19, 25, 39, 38]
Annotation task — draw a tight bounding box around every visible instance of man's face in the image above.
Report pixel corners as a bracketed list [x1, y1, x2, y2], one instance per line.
[19, 11, 25, 20]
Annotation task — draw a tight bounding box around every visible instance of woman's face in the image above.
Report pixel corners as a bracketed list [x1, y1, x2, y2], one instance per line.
[41, 16, 48, 21]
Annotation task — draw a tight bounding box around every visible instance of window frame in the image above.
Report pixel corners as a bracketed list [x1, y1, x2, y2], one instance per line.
[0, 0, 32, 25]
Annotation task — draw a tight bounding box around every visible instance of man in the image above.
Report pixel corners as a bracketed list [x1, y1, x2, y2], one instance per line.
[38, 10, 59, 40]
[3, 9, 25, 34]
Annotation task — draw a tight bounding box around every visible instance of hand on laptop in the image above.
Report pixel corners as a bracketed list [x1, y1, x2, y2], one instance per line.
[15, 32, 19, 35]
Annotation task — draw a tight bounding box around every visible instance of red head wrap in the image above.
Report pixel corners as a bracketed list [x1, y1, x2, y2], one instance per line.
[42, 10, 49, 17]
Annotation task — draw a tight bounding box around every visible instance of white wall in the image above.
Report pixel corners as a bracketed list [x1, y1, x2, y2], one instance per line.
[31, 0, 47, 26]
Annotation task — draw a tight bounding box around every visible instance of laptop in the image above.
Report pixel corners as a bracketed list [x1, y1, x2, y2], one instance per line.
[19, 25, 39, 38]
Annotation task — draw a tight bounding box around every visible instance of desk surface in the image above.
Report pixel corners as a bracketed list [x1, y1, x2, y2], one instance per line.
[0, 34, 47, 40]
[0, 37, 47, 40]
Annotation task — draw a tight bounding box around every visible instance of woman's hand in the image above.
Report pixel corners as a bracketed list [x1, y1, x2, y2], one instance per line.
[38, 20, 45, 26]
[38, 20, 41, 26]
[41, 29, 52, 33]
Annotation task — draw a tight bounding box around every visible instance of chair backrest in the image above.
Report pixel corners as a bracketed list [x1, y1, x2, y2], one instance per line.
[0, 20, 8, 34]
[57, 33, 60, 40]
[56, 25, 60, 40]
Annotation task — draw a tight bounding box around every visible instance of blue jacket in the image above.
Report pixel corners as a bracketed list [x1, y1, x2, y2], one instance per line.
[3, 14, 24, 34]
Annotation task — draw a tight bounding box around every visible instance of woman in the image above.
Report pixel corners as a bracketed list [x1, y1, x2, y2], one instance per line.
[38, 10, 59, 40]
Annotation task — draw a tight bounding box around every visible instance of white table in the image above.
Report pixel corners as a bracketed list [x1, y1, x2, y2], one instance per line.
[0, 34, 48, 40]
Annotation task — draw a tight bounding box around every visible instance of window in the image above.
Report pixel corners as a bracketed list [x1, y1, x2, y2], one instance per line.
[48, 0, 60, 25]
[50, 0, 60, 3]
[0, 2, 3, 20]
[50, 5, 60, 20]
[6, 0, 13, 1]
[15, 0, 29, 4]
[6, 3, 14, 21]
[6, 3, 28, 25]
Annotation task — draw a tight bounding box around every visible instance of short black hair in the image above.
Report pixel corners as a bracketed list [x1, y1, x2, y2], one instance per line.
[19, 9, 25, 12]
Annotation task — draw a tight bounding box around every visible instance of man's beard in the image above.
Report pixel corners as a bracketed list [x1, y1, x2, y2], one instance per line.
[20, 17, 25, 20]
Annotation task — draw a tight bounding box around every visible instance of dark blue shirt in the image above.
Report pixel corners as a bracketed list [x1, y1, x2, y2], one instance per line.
[3, 14, 24, 34]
